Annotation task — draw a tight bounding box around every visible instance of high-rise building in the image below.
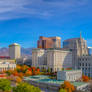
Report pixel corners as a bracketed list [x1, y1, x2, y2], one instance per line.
[63, 34, 88, 69]
[9, 43, 21, 59]
[37, 36, 61, 49]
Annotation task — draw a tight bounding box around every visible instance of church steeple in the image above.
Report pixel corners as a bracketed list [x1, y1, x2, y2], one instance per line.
[80, 31, 82, 39]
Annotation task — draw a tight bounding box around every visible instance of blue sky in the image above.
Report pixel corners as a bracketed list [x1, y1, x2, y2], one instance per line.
[0, 0, 92, 48]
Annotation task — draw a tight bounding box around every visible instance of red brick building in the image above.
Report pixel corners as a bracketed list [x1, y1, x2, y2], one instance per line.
[37, 36, 61, 49]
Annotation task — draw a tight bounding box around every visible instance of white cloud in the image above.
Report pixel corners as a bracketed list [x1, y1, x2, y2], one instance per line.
[0, 0, 89, 20]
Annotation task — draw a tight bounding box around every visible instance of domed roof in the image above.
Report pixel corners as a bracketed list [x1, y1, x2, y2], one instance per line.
[9, 43, 20, 47]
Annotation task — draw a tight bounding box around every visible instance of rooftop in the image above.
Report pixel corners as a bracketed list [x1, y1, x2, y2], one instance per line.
[9, 43, 20, 47]
[64, 38, 80, 42]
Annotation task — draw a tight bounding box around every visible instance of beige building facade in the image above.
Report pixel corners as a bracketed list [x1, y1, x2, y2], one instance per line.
[9, 43, 21, 59]
[63, 36, 88, 69]
[32, 48, 72, 72]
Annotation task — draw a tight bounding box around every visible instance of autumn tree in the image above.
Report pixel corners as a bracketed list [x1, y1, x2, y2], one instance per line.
[28, 68, 32, 71]
[21, 65, 29, 73]
[36, 68, 40, 75]
[25, 70, 32, 76]
[16, 65, 22, 72]
[18, 72, 24, 78]
[6, 69, 13, 76]
[16, 77, 22, 83]
[60, 81, 75, 92]
[82, 75, 89, 82]
[13, 71, 18, 76]
[31, 67, 36, 75]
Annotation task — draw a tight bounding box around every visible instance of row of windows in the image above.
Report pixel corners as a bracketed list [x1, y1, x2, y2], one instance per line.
[79, 58, 90, 61]
[82, 68, 90, 71]
[79, 63, 90, 66]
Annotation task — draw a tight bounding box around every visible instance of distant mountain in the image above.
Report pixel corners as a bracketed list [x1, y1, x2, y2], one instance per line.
[0, 48, 9, 56]
[0, 47, 32, 56]
[21, 48, 32, 57]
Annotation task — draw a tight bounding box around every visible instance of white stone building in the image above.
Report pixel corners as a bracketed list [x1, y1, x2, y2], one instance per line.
[9, 43, 21, 59]
[0, 59, 16, 71]
[57, 70, 82, 81]
[32, 48, 72, 72]
[63, 34, 88, 69]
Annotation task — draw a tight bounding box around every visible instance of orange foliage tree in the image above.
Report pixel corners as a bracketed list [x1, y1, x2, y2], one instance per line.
[60, 81, 75, 92]
[25, 70, 32, 76]
[16, 65, 21, 70]
[28, 68, 32, 71]
[16, 76, 22, 83]
[36, 68, 40, 74]
[82, 75, 89, 82]
[31, 67, 36, 71]
[21, 65, 29, 73]
[31, 67, 36, 75]
[18, 72, 24, 78]
[5, 65, 41, 79]
[13, 71, 18, 76]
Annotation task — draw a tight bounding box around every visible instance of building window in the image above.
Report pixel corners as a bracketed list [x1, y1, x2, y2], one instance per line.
[82, 63, 84, 66]
[79, 63, 81, 66]
[88, 68, 90, 71]
[85, 68, 87, 70]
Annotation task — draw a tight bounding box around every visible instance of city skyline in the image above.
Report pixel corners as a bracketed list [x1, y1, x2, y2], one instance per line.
[0, 0, 92, 48]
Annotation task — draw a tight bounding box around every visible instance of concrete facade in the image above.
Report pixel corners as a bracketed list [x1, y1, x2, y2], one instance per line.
[9, 43, 21, 59]
[32, 48, 72, 72]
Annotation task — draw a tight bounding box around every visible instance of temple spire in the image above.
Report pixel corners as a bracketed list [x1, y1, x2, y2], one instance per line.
[80, 31, 82, 39]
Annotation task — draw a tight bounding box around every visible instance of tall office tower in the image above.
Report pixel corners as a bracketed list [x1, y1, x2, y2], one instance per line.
[63, 34, 88, 69]
[9, 43, 21, 59]
[37, 36, 61, 49]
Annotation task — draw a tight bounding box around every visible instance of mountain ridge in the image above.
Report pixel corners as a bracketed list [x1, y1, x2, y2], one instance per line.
[0, 47, 32, 56]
